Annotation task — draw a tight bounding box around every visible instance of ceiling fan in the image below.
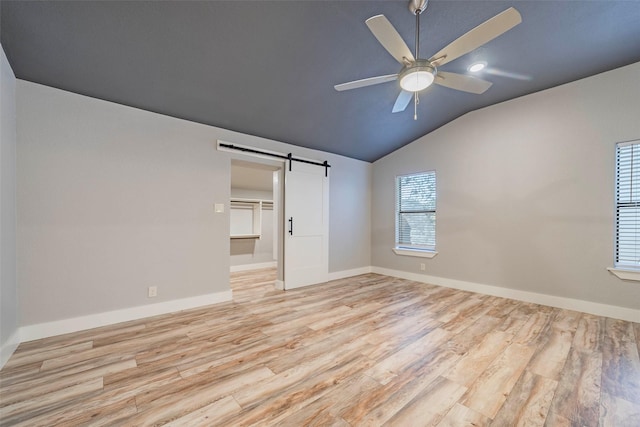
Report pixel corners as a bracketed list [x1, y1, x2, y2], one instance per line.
[334, 0, 522, 119]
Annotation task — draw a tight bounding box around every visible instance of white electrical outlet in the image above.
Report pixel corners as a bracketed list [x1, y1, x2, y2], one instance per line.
[420, 263, 426, 271]
[148, 286, 158, 298]
[214, 203, 224, 213]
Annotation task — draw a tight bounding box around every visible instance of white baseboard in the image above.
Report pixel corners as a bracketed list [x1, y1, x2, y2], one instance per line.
[230, 261, 277, 272]
[328, 266, 373, 281]
[19, 291, 232, 343]
[275, 280, 284, 290]
[372, 267, 640, 323]
[12, 266, 638, 355]
[0, 330, 21, 370]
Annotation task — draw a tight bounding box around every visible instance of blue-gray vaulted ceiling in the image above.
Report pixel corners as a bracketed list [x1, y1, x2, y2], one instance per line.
[2, 1, 640, 162]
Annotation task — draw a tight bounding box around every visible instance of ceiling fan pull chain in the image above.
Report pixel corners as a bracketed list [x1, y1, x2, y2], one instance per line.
[414, 92, 419, 120]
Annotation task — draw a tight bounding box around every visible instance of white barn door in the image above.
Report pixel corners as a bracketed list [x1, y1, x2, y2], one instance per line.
[284, 160, 329, 289]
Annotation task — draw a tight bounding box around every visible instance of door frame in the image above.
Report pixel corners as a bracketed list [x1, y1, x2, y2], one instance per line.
[220, 141, 330, 290]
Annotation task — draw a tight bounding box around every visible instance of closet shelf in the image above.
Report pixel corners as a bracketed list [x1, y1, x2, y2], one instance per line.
[230, 199, 273, 239]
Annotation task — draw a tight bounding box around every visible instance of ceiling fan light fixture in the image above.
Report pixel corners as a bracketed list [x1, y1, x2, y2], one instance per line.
[399, 62, 436, 92]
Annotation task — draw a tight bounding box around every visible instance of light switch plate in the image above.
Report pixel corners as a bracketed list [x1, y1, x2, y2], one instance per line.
[214, 203, 224, 213]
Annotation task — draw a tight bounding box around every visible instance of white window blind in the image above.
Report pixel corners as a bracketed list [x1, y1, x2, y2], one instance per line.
[616, 141, 640, 268]
[396, 171, 436, 250]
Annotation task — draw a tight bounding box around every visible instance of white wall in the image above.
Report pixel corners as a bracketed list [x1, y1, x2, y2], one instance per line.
[1, 44, 19, 367]
[16, 81, 372, 330]
[372, 61, 640, 313]
[329, 154, 372, 273]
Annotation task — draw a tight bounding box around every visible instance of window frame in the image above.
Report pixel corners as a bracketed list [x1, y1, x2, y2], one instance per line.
[609, 139, 640, 281]
[614, 140, 640, 269]
[394, 171, 438, 258]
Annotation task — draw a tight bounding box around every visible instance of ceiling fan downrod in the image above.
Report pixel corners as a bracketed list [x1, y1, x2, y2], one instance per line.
[415, 10, 420, 59]
[411, 0, 428, 59]
[410, 0, 428, 121]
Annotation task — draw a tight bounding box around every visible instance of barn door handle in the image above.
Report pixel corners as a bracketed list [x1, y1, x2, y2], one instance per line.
[288, 217, 293, 235]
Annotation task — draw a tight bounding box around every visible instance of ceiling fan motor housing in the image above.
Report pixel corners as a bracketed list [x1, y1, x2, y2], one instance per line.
[399, 60, 436, 92]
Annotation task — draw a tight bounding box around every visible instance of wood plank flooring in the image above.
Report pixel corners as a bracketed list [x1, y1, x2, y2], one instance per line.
[1, 269, 640, 426]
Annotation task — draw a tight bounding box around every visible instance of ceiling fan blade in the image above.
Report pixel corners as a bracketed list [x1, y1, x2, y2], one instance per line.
[366, 15, 415, 65]
[435, 72, 493, 94]
[429, 7, 521, 67]
[334, 74, 398, 92]
[392, 90, 414, 113]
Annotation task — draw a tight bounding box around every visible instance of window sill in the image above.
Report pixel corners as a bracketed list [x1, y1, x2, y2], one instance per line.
[607, 267, 640, 282]
[392, 247, 438, 258]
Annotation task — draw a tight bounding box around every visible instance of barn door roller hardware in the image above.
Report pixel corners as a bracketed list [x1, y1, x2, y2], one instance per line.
[219, 143, 331, 177]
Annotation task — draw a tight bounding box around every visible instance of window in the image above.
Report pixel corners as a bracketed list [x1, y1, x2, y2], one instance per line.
[395, 171, 436, 252]
[615, 141, 640, 268]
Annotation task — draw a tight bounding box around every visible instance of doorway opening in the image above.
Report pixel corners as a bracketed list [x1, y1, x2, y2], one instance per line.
[230, 159, 284, 296]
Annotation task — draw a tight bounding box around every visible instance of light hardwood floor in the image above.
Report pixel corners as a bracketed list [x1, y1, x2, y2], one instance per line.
[1, 269, 640, 426]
